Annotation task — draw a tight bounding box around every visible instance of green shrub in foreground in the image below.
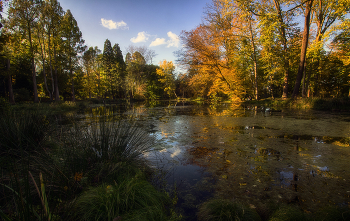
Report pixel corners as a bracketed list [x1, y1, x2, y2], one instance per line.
[71, 174, 171, 221]
[268, 205, 309, 221]
[198, 198, 261, 221]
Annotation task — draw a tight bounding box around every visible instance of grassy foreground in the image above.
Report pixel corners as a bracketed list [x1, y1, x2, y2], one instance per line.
[0, 103, 180, 221]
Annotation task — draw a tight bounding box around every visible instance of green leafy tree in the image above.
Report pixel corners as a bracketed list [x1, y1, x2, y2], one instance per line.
[102, 39, 115, 98]
[7, 0, 41, 102]
[112, 43, 126, 98]
[292, 0, 314, 98]
[126, 51, 147, 98]
[83, 46, 101, 98]
[61, 9, 85, 101]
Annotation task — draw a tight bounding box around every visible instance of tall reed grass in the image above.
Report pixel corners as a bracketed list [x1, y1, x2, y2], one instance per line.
[0, 111, 178, 220]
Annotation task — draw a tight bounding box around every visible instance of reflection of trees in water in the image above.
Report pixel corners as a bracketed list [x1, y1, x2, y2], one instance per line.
[184, 127, 350, 212]
[81, 103, 350, 213]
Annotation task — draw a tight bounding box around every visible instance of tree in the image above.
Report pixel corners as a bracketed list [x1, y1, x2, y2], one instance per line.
[125, 45, 157, 64]
[125, 51, 147, 98]
[61, 9, 85, 101]
[8, 0, 41, 102]
[112, 43, 126, 98]
[82, 46, 101, 98]
[303, 0, 350, 97]
[178, 0, 249, 100]
[156, 60, 177, 98]
[102, 39, 114, 98]
[42, 0, 64, 101]
[0, 32, 15, 103]
[36, 0, 52, 100]
[292, 0, 314, 98]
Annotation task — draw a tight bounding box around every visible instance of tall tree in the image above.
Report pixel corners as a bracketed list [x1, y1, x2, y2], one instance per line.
[156, 60, 177, 98]
[8, 0, 41, 102]
[41, 0, 64, 101]
[272, 0, 292, 98]
[112, 43, 126, 98]
[0, 32, 15, 103]
[102, 39, 115, 98]
[61, 9, 85, 101]
[292, 0, 314, 98]
[303, 0, 350, 97]
[82, 46, 101, 98]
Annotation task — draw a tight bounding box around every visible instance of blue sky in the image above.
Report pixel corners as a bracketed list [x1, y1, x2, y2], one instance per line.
[58, 0, 211, 67]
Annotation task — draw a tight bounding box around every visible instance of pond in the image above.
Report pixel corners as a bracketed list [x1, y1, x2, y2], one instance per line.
[77, 101, 350, 220]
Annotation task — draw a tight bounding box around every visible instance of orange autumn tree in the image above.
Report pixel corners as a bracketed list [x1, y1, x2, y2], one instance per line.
[178, 1, 245, 101]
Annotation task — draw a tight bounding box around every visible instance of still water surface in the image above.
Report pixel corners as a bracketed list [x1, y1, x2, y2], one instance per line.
[78, 102, 350, 220]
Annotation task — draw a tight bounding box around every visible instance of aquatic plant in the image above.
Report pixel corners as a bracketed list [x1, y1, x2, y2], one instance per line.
[197, 198, 261, 221]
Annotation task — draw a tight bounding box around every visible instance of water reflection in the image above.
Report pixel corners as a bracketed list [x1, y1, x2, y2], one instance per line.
[77, 102, 350, 219]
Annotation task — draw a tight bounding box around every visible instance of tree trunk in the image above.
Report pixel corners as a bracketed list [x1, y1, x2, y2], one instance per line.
[54, 68, 60, 101]
[249, 20, 259, 100]
[28, 25, 39, 103]
[43, 64, 52, 100]
[302, 60, 307, 98]
[273, 0, 290, 99]
[38, 27, 52, 100]
[53, 38, 60, 101]
[70, 57, 75, 101]
[6, 59, 15, 104]
[48, 29, 55, 99]
[292, 0, 313, 98]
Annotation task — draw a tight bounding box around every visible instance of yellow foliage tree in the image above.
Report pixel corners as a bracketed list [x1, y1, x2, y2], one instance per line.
[156, 60, 177, 98]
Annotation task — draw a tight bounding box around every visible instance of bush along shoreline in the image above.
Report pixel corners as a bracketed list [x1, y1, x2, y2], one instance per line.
[242, 97, 350, 111]
[0, 109, 181, 221]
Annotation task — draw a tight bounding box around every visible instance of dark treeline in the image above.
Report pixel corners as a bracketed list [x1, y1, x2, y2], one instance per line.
[1, 0, 350, 104]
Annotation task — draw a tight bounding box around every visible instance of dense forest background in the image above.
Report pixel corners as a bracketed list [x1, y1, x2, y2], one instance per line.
[0, 0, 349, 104]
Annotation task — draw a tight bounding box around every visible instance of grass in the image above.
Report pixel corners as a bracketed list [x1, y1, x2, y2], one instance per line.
[268, 205, 309, 221]
[71, 174, 171, 221]
[198, 198, 261, 221]
[0, 108, 179, 220]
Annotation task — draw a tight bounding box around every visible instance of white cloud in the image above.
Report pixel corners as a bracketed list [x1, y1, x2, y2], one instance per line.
[166, 31, 180, 48]
[150, 38, 167, 47]
[101, 18, 128, 30]
[130, 32, 149, 43]
[149, 32, 180, 48]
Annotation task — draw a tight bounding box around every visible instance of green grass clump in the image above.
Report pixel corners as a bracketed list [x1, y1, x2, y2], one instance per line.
[0, 111, 52, 154]
[268, 205, 310, 221]
[72, 174, 171, 221]
[198, 198, 261, 221]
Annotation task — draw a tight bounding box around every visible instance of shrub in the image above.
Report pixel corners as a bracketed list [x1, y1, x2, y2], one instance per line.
[71, 174, 171, 221]
[268, 205, 309, 221]
[198, 198, 261, 221]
